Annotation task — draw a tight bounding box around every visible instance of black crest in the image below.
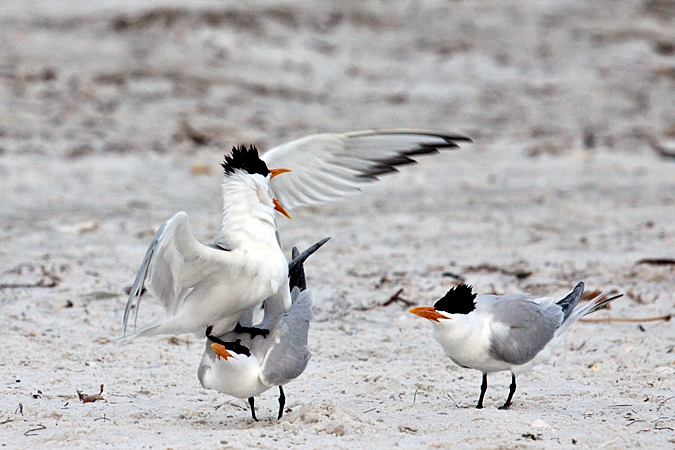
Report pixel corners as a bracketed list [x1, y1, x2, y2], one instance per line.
[221, 145, 270, 177]
[434, 284, 477, 315]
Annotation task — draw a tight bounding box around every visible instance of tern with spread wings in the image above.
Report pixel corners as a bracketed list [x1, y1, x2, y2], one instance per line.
[124, 146, 292, 340]
[124, 130, 471, 343]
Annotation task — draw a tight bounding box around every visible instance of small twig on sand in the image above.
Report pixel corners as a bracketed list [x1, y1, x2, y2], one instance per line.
[446, 393, 459, 408]
[580, 315, 671, 323]
[356, 288, 415, 311]
[381, 288, 414, 308]
[24, 424, 46, 436]
[636, 258, 675, 265]
[464, 263, 532, 280]
[1, 265, 61, 289]
[648, 138, 675, 160]
[441, 271, 465, 281]
[78, 384, 106, 403]
[657, 397, 675, 413]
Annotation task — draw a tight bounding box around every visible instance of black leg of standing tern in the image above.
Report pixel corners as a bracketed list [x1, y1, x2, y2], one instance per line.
[498, 373, 517, 410]
[277, 386, 286, 420]
[476, 373, 488, 409]
[248, 397, 258, 421]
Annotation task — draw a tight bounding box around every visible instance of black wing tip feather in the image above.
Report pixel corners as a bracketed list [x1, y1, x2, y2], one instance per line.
[288, 237, 331, 291]
[434, 283, 477, 315]
[443, 134, 473, 143]
[556, 281, 585, 322]
[355, 133, 471, 179]
[222, 145, 270, 177]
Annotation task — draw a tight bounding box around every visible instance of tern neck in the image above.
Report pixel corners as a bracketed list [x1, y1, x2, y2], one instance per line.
[218, 172, 278, 248]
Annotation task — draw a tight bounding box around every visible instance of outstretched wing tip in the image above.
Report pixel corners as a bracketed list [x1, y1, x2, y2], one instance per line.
[344, 128, 472, 140]
[262, 128, 473, 210]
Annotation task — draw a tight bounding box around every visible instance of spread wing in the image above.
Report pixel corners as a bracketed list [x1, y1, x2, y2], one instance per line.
[261, 129, 472, 210]
[123, 212, 234, 335]
[259, 287, 313, 386]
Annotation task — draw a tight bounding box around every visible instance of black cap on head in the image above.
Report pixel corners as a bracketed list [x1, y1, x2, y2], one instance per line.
[222, 145, 270, 177]
[434, 284, 477, 315]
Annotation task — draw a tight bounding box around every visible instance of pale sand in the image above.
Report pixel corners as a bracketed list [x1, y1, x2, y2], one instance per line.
[1, 1, 674, 448]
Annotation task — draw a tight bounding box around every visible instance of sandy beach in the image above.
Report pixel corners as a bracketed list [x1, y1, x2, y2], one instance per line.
[1, 0, 675, 448]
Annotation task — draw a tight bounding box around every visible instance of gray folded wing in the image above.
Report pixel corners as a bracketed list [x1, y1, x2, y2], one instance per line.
[261, 129, 472, 210]
[259, 287, 313, 386]
[487, 297, 561, 365]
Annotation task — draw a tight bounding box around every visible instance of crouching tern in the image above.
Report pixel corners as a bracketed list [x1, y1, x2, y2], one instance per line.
[124, 129, 471, 341]
[198, 238, 329, 421]
[409, 282, 622, 409]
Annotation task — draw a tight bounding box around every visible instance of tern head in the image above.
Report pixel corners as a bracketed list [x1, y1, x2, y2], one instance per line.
[409, 284, 477, 322]
[221, 145, 291, 220]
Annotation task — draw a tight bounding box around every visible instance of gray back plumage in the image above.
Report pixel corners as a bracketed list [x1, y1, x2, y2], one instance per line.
[480, 282, 622, 368]
[488, 297, 560, 365]
[254, 236, 326, 385]
[203, 238, 327, 388]
[260, 287, 313, 386]
[487, 282, 591, 365]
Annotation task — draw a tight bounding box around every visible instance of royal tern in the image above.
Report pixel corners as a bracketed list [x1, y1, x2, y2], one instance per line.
[199, 238, 328, 421]
[409, 282, 621, 409]
[124, 129, 470, 341]
[123, 145, 292, 340]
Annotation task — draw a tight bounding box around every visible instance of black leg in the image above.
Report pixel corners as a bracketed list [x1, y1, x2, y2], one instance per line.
[499, 373, 517, 410]
[234, 323, 269, 338]
[476, 373, 488, 409]
[248, 397, 258, 421]
[277, 386, 286, 420]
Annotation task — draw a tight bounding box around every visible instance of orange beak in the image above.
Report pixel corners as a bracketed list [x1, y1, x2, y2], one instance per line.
[270, 168, 291, 179]
[211, 343, 233, 360]
[273, 198, 291, 220]
[409, 306, 448, 322]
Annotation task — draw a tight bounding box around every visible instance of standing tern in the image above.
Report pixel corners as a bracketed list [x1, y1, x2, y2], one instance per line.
[199, 238, 329, 421]
[124, 129, 470, 341]
[124, 145, 292, 340]
[409, 282, 622, 409]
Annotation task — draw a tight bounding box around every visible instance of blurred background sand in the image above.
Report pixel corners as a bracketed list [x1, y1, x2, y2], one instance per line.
[1, 1, 674, 448]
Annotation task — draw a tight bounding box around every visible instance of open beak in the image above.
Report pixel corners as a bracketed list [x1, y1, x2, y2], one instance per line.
[270, 168, 291, 179]
[409, 306, 448, 322]
[211, 343, 233, 360]
[273, 198, 291, 220]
